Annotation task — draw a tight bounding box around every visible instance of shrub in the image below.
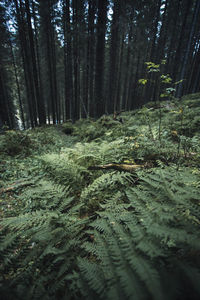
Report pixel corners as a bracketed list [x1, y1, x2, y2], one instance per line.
[0, 130, 32, 156]
[61, 122, 74, 135]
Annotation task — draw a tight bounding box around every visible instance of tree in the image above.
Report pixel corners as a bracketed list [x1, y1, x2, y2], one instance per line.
[0, 2, 17, 129]
[108, 0, 121, 113]
[25, 0, 46, 125]
[8, 30, 25, 129]
[85, 0, 97, 117]
[14, 0, 38, 127]
[176, 0, 200, 97]
[171, 0, 193, 84]
[94, 0, 108, 117]
[1, 0, 200, 129]
[63, 0, 74, 120]
[38, 0, 59, 124]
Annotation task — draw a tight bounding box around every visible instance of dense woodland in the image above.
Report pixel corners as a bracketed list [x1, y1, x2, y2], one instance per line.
[1, 1, 200, 300]
[0, 0, 200, 128]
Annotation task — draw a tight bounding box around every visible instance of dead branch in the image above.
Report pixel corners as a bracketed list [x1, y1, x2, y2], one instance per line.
[0, 182, 34, 194]
[88, 163, 145, 173]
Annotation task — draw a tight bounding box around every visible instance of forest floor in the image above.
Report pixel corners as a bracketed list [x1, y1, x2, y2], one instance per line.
[0, 93, 200, 300]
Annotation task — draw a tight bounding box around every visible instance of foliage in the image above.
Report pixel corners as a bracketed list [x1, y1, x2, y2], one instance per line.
[0, 130, 33, 156]
[1, 93, 200, 299]
[139, 61, 180, 100]
[77, 168, 200, 300]
[0, 126, 77, 157]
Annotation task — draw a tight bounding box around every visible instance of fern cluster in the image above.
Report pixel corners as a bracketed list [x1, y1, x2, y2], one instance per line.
[0, 180, 88, 300]
[1, 94, 200, 299]
[1, 167, 200, 299]
[77, 168, 200, 300]
[40, 153, 88, 190]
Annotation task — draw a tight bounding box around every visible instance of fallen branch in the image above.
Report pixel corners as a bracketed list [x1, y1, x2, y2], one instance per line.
[88, 163, 145, 173]
[0, 181, 34, 194]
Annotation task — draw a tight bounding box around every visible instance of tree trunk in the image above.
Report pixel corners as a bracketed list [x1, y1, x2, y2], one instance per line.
[8, 34, 25, 129]
[172, 0, 192, 82]
[86, 0, 96, 117]
[25, 0, 46, 125]
[108, 0, 121, 114]
[176, 0, 200, 97]
[94, 0, 108, 118]
[14, 0, 37, 128]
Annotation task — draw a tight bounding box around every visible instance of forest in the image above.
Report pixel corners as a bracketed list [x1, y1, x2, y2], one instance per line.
[0, 0, 200, 299]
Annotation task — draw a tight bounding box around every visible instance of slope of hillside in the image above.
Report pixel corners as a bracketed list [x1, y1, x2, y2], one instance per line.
[0, 94, 200, 300]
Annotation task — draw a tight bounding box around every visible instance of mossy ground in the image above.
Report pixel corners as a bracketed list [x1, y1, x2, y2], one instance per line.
[1, 94, 200, 217]
[0, 94, 200, 299]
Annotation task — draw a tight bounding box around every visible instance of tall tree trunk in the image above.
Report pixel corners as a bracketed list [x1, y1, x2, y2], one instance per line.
[14, 0, 37, 128]
[0, 67, 14, 129]
[165, 0, 181, 75]
[8, 34, 25, 129]
[108, 0, 121, 114]
[25, 0, 46, 125]
[72, 0, 81, 120]
[63, 0, 74, 120]
[32, 0, 46, 125]
[172, 0, 192, 82]
[94, 0, 108, 117]
[145, 0, 162, 102]
[187, 34, 200, 93]
[149, 0, 162, 62]
[50, 2, 59, 122]
[85, 0, 96, 117]
[39, 0, 58, 124]
[117, 33, 125, 111]
[176, 0, 200, 97]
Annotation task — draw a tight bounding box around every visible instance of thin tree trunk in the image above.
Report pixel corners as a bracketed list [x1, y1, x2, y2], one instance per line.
[25, 0, 46, 125]
[94, 0, 108, 117]
[14, 0, 36, 127]
[172, 0, 192, 82]
[108, 0, 121, 114]
[176, 0, 200, 97]
[32, 0, 46, 125]
[8, 35, 25, 129]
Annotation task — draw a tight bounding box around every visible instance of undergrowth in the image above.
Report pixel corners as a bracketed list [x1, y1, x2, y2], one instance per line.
[0, 93, 200, 299]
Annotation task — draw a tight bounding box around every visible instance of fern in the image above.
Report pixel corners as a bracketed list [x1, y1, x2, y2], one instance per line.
[40, 153, 88, 189]
[0, 179, 90, 300]
[80, 171, 133, 212]
[1, 101, 200, 300]
[76, 168, 200, 300]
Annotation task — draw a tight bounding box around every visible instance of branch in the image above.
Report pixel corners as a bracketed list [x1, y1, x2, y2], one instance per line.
[88, 163, 145, 173]
[0, 181, 34, 194]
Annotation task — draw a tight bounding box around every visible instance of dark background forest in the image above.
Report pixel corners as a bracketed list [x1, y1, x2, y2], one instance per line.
[0, 0, 200, 129]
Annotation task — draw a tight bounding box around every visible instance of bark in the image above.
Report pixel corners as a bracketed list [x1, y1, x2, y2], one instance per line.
[14, 0, 37, 128]
[108, 0, 121, 114]
[149, 0, 162, 62]
[8, 35, 25, 129]
[25, 0, 46, 125]
[63, 0, 74, 120]
[86, 0, 96, 117]
[172, 0, 192, 82]
[122, 10, 135, 110]
[176, 0, 200, 97]
[39, 0, 57, 124]
[32, 0, 46, 125]
[94, 0, 108, 117]
[88, 163, 145, 173]
[72, 0, 81, 120]
[117, 33, 125, 111]
[165, 0, 181, 75]
[0, 67, 13, 128]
